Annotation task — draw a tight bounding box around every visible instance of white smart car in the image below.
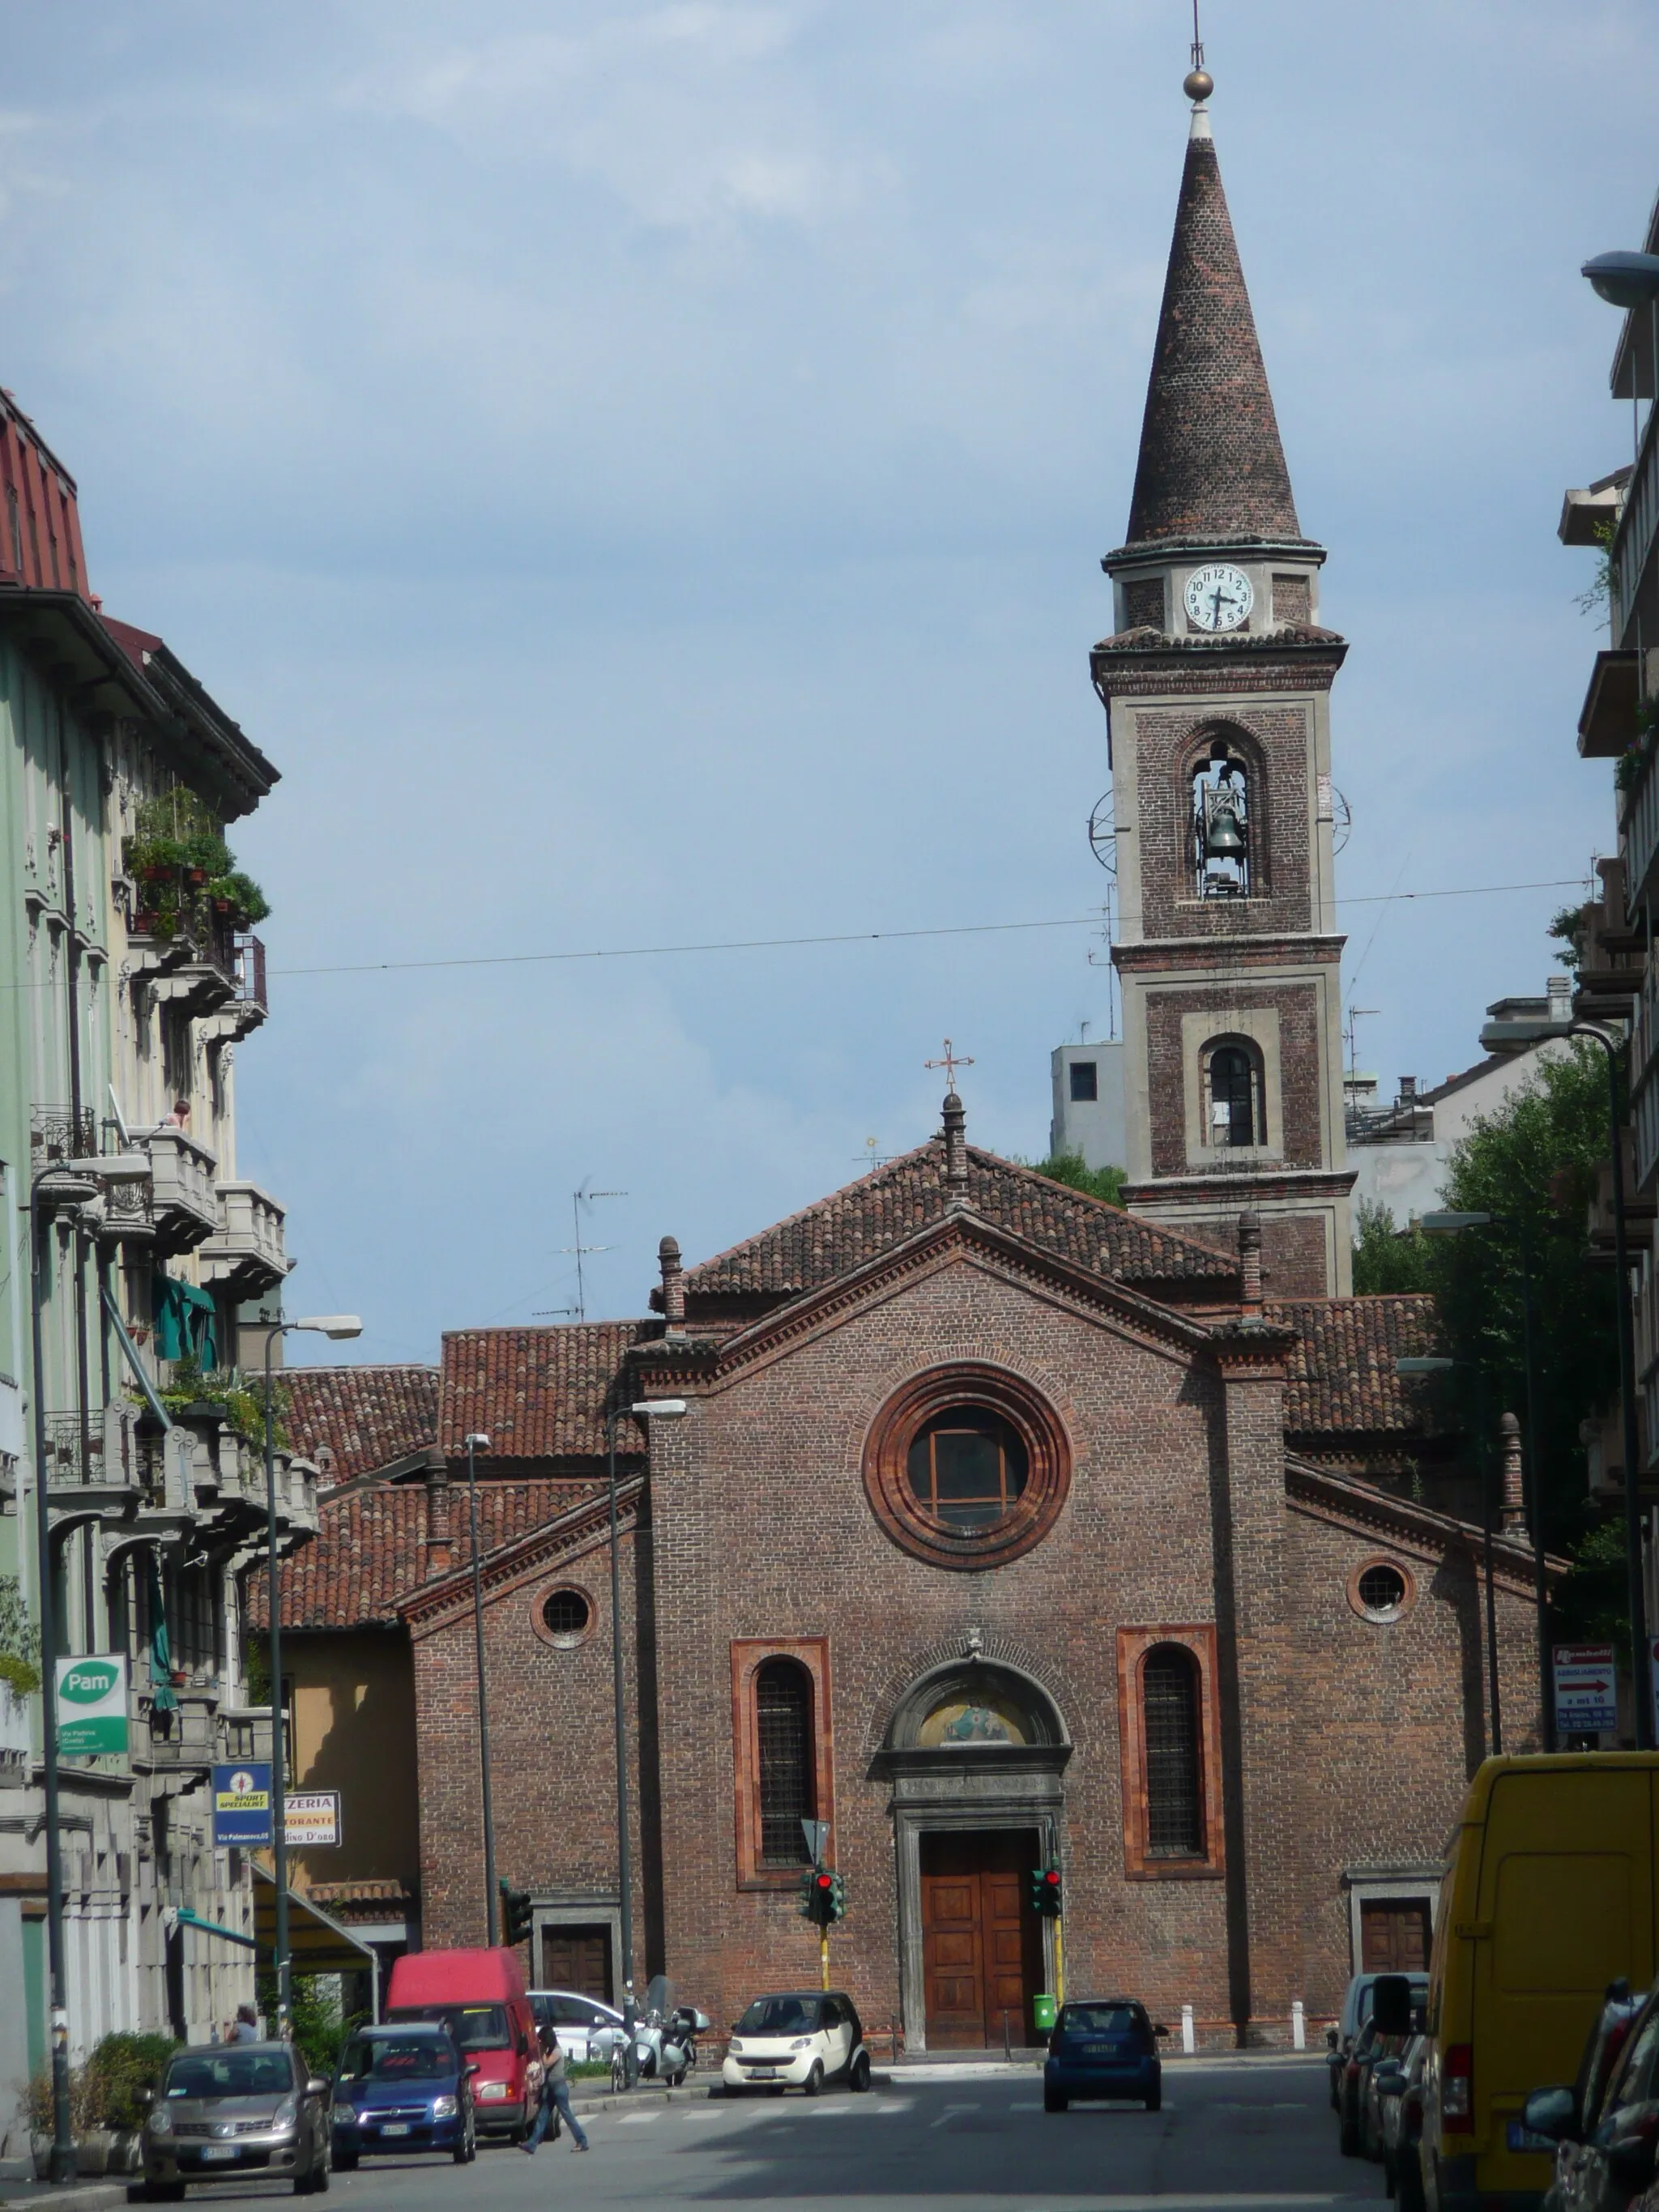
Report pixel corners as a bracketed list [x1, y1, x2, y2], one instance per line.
[722, 1990, 871, 2096]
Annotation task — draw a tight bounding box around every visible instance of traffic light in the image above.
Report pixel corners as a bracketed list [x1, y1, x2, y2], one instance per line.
[799, 1865, 846, 1927]
[1030, 1866, 1063, 1918]
[499, 1879, 534, 1946]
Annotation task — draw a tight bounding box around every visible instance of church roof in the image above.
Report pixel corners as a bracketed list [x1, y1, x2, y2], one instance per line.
[439, 1320, 655, 1460]
[1120, 109, 1305, 552]
[1271, 1293, 1439, 1438]
[284, 1363, 438, 1487]
[679, 1139, 1239, 1305]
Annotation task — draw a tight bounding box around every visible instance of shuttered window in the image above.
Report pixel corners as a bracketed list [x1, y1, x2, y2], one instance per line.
[1143, 1645, 1203, 1856]
[756, 1660, 814, 1866]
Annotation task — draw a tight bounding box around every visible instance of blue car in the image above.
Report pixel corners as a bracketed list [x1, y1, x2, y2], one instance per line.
[331, 2022, 476, 2167]
[1044, 1997, 1166, 2112]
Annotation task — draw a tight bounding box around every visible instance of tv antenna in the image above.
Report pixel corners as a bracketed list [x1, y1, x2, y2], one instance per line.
[1345, 1007, 1379, 1082]
[559, 1182, 626, 1323]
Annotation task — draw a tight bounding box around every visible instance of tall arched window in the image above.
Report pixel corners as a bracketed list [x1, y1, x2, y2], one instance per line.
[1208, 1041, 1261, 1147]
[1142, 1645, 1204, 1857]
[755, 1659, 815, 1866]
[1192, 740, 1251, 898]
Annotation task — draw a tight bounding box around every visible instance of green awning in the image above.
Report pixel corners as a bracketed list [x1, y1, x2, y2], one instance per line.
[153, 1272, 219, 1368]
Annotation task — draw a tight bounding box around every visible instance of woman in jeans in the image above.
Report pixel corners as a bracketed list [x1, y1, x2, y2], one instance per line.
[522, 2027, 589, 2154]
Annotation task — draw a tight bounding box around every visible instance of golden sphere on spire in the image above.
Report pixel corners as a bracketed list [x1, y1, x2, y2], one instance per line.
[1183, 66, 1213, 101]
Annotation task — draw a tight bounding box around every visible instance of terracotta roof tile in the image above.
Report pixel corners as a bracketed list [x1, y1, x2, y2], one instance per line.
[1270, 1294, 1438, 1436]
[438, 1322, 652, 1460]
[247, 1475, 597, 1630]
[284, 1365, 438, 1484]
[682, 1140, 1237, 1302]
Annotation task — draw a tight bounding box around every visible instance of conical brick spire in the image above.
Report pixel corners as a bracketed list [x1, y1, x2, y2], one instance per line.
[1124, 103, 1303, 548]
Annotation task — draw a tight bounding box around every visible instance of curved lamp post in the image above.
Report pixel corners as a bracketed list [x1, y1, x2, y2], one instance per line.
[29, 1152, 151, 2183]
[261, 1315, 362, 2036]
[606, 1397, 686, 2084]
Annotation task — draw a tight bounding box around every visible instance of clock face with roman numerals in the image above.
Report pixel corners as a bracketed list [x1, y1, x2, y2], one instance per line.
[1183, 563, 1254, 633]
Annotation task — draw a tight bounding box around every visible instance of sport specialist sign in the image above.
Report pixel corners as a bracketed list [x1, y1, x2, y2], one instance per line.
[212, 1764, 273, 1848]
[55, 1654, 129, 1756]
[1553, 1643, 1618, 1735]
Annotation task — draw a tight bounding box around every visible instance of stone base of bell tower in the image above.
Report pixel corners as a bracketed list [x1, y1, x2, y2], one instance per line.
[1122, 1170, 1356, 1298]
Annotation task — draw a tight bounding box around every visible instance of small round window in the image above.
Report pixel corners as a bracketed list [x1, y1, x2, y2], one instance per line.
[906, 1408, 1029, 1532]
[1351, 1560, 1411, 1623]
[540, 1588, 593, 1646]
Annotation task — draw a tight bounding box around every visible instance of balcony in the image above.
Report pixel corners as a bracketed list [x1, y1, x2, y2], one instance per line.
[198, 1183, 292, 1299]
[41, 1402, 168, 1514]
[29, 1104, 96, 1170]
[147, 1130, 220, 1251]
[133, 1688, 220, 1777]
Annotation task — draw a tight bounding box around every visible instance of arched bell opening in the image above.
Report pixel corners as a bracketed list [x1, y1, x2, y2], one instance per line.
[1190, 735, 1252, 899]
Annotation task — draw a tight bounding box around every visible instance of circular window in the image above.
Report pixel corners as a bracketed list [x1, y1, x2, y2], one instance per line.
[1350, 1558, 1413, 1623]
[864, 1364, 1070, 1571]
[538, 1588, 593, 1647]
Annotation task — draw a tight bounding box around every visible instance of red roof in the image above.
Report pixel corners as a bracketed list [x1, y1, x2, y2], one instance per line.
[284, 1365, 438, 1485]
[1271, 1294, 1439, 1436]
[0, 390, 91, 597]
[438, 1322, 652, 1460]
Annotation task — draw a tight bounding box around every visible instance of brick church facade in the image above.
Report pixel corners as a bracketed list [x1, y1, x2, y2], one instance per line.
[252, 77, 1553, 2050]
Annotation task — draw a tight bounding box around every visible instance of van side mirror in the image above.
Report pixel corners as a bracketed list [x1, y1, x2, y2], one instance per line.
[1521, 2086, 1580, 2145]
[465, 2063, 481, 2078]
[1374, 2066, 1407, 2099]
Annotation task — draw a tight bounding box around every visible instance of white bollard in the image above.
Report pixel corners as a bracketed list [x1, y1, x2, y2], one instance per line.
[1181, 2003, 1196, 2055]
[1292, 2000, 1306, 2052]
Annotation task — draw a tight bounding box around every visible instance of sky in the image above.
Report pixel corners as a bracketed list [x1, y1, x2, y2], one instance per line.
[1, 2, 1650, 1364]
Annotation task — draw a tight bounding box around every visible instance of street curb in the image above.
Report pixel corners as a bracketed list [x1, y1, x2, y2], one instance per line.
[0, 2184, 127, 2212]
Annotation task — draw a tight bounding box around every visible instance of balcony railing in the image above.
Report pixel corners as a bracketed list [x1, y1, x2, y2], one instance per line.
[198, 1183, 290, 1297]
[29, 1105, 96, 1168]
[147, 1129, 220, 1251]
[234, 933, 267, 1013]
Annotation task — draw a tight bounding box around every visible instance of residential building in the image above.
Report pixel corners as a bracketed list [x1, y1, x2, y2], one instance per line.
[0, 388, 313, 2157]
[1047, 1041, 1126, 1174]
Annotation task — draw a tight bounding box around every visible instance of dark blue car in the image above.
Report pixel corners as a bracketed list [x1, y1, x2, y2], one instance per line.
[1044, 1998, 1166, 2112]
[331, 2022, 476, 2167]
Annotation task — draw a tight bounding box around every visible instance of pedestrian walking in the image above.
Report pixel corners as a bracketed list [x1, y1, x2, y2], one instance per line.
[225, 2002, 260, 2044]
[522, 2026, 588, 2154]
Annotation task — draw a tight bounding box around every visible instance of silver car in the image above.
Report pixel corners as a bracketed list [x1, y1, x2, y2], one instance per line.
[139, 2041, 331, 2199]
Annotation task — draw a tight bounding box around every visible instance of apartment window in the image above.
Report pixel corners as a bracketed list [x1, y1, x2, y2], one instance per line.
[1068, 1060, 1098, 1103]
[732, 1639, 833, 1888]
[1116, 1626, 1223, 1878]
[755, 1660, 814, 1866]
[1142, 1646, 1203, 1856]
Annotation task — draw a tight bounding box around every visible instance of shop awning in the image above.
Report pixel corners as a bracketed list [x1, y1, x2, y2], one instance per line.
[252, 1865, 381, 2010]
[175, 1907, 257, 1950]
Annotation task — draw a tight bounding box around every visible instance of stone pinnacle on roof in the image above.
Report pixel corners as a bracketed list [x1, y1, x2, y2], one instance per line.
[1122, 75, 1303, 550]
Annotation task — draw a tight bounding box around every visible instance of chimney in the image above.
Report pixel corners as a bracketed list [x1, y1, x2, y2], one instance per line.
[1499, 1412, 1526, 1534]
[1398, 1076, 1417, 1102]
[1547, 973, 1572, 1024]
[659, 1235, 685, 1336]
[424, 1458, 453, 1575]
[942, 1092, 969, 1206]
[1237, 1210, 1263, 1313]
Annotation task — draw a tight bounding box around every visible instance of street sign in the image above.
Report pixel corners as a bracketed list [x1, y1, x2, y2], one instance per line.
[1554, 1643, 1618, 1734]
[55, 1653, 128, 1756]
[800, 1818, 830, 1862]
[212, 1763, 273, 1848]
[284, 1792, 342, 1848]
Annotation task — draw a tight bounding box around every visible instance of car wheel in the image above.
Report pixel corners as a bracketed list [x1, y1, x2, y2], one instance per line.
[1044, 2088, 1068, 2113]
[313, 2146, 331, 2195]
[1145, 2086, 1162, 2114]
[850, 2052, 872, 2093]
[334, 2147, 358, 2172]
[803, 2063, 823, 2099]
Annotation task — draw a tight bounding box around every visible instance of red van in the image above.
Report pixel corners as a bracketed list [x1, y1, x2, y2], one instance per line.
[386, 1947, 541, 2140]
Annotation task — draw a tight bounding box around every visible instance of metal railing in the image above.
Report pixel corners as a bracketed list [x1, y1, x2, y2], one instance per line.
[30, 1105, 96, 1166]
[42, 1413, 100, 1484]
[233, 933, 267, 1012]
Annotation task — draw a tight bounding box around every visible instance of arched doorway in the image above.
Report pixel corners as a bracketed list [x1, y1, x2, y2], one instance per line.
[873, 1658, 1071, 2052]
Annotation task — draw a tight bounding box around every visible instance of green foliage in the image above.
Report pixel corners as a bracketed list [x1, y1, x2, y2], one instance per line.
[1548, 906, 1585, 973]
[1351, 1200, 1435, 1296]
[124, 785, 271, 937]
[255, 1974, 358, 2081]
[162, 1356, 290, 1451]
[1574, 517, 1614, 620]
[1017, 1151, 1128, 1207]
[27, 2031, 177, 2137]
[0, 1573, 42, 1696]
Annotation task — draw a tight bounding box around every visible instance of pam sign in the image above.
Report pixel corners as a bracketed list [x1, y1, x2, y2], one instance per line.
[56, 1653, 129, 1756]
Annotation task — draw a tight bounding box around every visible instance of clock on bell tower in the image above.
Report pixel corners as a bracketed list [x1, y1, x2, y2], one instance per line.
[1094, 70, 1354, 1298]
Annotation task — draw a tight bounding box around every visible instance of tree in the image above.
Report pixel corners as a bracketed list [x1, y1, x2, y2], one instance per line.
[1019, 1152, 1127, 1207]
[1351, 1200, 1433, 1295]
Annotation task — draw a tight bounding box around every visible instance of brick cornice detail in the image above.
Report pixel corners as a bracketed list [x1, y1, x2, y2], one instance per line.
[1285, 1457, 1567, 1593]
[400, 1480, 639, 1639]
[1112, 936, 1345, 972]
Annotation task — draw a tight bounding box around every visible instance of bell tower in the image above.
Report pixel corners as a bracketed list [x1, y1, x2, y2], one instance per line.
[1096, 65, 1354, 1298]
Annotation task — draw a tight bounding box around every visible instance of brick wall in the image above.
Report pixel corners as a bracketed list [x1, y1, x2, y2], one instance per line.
[1144, 982, 1325, 1175]
[1132, 703, 1315, 940]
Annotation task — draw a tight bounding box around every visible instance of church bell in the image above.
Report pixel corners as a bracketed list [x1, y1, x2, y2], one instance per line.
[1203, 794, 1246, 859]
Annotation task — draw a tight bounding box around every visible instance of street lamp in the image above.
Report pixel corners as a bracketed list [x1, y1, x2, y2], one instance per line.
[463, 1432, 498, 1945]
[1397, 1354, 1505, 1754]
[1419, 1211, 1553, 1750]
[28, 1151, 151, 2184]
[606, 1397, 687, 2084]
[261, 1315, 362, 2037]
[1480, 1013, 1651, 1750]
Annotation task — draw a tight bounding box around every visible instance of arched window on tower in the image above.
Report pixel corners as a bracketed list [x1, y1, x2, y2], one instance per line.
[1206, 1038, 1263, 1148]
[1192, 740, 1251, 898]
[1141, 1644, 1204, 1857]
[755, 1658, 816, 1866]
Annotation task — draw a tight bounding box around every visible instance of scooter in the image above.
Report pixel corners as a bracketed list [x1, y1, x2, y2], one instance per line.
[659, 2005, 710, 2089]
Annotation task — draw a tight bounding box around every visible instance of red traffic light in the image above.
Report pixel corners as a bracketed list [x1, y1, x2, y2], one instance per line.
[1043, 1871, 1060, 1889]
[816, 1872, 833, 1890]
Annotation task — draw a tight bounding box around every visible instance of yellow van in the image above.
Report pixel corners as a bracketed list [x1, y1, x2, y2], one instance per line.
[1422, 1753, 1659, 2212]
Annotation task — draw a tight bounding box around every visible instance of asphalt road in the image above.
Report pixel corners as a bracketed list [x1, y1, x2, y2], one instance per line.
[141, 2056, 1378, 2212]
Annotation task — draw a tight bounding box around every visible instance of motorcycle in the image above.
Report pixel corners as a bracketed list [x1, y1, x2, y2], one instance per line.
[612, 1979, 710, 2090]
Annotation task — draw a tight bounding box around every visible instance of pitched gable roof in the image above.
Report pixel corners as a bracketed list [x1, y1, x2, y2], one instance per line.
[1270, 1294, 1438, 1438]
[680, 1140, 1239, 1306]
[439, 1321, 654, 1460]
[284, 1364, 438, 1485]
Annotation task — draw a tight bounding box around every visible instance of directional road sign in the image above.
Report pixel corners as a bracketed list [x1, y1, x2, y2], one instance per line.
[1554, 1643, 1617, 1734]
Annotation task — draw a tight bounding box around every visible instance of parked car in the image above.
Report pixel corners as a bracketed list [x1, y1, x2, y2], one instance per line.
[1362, 2001, 1426, 2163]
[528, 1989, 626, 2064]
[1328, 1970, 1429, 2112]
[1337, 1980, 1414, 2161]
[386, 1946, 541, 2141]
[1374, 2031, 1429, 2207]
[1523, 1980, 1655, 2212]
[139, 2041, 331, 2199]
[1043, 1998, 1165, 2113]
[1420, 1754, 1659, 2212]
[720, 1992, 870, 2096]
[330, 2022, 475, 2170]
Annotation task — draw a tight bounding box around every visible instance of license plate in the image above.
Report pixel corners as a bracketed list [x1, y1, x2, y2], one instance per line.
[381, 2122, 412, 2136]
[201, 2145, 239, 2162]
[1507, 2122, 1555, 2154]
[1084, 2045, 1113, 2056]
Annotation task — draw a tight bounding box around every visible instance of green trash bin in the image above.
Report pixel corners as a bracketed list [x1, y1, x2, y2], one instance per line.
[1033, 1994, 1057, 2034]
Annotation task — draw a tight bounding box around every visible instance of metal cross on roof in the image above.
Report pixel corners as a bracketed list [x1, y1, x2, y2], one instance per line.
[925, 1039, 975, 1089]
